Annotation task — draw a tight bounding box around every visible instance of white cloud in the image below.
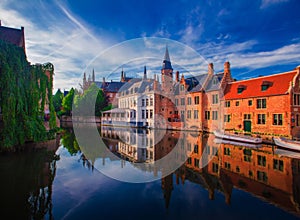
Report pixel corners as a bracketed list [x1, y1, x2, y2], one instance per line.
[260, 0, 289, 9]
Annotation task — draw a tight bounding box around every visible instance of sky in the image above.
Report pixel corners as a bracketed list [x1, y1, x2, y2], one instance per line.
[1, 0, 300, 92]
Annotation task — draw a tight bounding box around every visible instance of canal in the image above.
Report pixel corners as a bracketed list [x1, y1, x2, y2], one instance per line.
[0, 126, 299, 219]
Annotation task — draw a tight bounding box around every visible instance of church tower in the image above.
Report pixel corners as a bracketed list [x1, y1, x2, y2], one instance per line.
[161, 46, 173, 91]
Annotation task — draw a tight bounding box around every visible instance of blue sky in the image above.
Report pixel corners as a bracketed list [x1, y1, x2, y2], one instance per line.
[1, 0, 300, 91]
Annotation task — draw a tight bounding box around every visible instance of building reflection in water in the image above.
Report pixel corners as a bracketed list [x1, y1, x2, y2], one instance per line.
[100, 126, 300, 216]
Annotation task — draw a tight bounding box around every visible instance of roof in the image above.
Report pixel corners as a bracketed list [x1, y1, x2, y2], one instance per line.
[205, 73, 224, 92]
[118, 78, 157, 94]
[95, 81, 126, 92]
[0, 26, 25, 50]
[162, 46, 173, 70]
[224, 70, 297, 99]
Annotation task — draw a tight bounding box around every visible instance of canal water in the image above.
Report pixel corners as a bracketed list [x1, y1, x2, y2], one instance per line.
[0, 126, 300, 219]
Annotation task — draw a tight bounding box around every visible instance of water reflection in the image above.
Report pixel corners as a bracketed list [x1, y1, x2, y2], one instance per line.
[0, 137, 60, 219]
[98, 126, 300, 216]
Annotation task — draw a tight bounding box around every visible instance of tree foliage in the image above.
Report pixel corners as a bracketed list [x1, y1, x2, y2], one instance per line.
[0, 40, 56, 149]
[61, 88, 75, 116]
[53, 89, 63, 112]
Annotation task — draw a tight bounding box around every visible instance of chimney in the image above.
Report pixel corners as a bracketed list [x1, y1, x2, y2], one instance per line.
[208, 63, 214, 75]
[224, 61, 230, 75]
[176, 71, 179, 82]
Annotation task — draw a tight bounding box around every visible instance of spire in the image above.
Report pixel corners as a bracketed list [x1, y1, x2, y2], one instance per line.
[143, 65, 147, 80]
[162, 45, 173, 70]
[92, 69, 95, 82]
[83, 72, 86, 81]
[121, 67, 125, 82]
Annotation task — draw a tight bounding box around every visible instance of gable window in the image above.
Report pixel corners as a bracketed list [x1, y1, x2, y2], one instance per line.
[257, 114, 266, 124]
[257, 98, 266, 109]
[180, 84, 185, 91]
[237, 85, 246, 94]
[273, 114, 283, 125]
[213, 78, 218, 85]
[212, 94, 219, 104]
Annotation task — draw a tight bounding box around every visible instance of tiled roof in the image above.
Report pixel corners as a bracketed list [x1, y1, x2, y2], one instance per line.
[0, 26, 24, 49]
[224, 70, 297, 99]
[95, 81, 126, 92]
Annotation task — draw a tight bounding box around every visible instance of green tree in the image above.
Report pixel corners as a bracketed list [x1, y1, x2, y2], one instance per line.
[53, 89, 63, 112]
[61, 88, 75, 116]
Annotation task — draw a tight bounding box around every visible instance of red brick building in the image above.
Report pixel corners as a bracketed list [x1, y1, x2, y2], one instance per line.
[222, 66, 300, 138]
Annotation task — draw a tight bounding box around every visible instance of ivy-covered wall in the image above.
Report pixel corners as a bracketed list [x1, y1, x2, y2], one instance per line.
[0, 40, 56, 150]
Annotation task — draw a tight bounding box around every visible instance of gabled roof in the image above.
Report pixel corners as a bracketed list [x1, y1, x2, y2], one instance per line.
[0, 26, 25, 50]
[205, 73, 224, 92]
[95, 81, 126, 92]
[224, 70, 297, 100]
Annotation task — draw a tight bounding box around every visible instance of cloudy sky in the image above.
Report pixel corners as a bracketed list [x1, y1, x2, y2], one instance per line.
[1, 0, 300, 91]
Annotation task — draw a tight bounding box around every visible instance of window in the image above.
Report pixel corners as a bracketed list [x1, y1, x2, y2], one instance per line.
[225, 101, 230, 107]
[181, 98, 185, 105]
[248, 100, 252, 106]
[175, 99, 178, 106]
[142, 99, 145, 106]
[150, 110, 153, 119]
[224, 147, 231, 156]
[180, 84, 185, 91]
[187, 97, 192, 105]
[224, 162, 231, 170]
[257, 98, 266, 109]
[194, 158, 200, 168]
[146, 110, 149, 119]
[205, 111, 210, 120]
[187, 110, 191, 119]
[194, 110, 199, 119]
[224, 114, 231, 122]
[236, 101, 240, 106]
[273, 114, 283, 125]
[180, 111, 185, 121]
[297, 114, 300, 127]
[187, 157, 192, 164]
[273, 159, 284, 171]
[142, 110, 145, 119]
[257, 171, 268, 183]
[150, 98, 153, 106]
[257, 114, 266, 124]
[294, 94, 300, 106]
[212, 111, 218, 120]
[261, 85, 269, 91]
[212, 163, 219, 173]
[237, 88, 244, 94]
[249, 170, 253, 177]
[244, 114, 251, 120]
[146, 99, 149, 106]
[194, 96, 200, 104]
[194, 144, 199, 153]
[243, 149, 252, 162]
[236, 166, 240, 173]
[212, 94, 219, 104]
[258, 155, 266, 167]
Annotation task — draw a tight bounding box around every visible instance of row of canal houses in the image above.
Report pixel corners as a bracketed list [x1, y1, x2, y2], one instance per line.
[101, 47, 300, 138]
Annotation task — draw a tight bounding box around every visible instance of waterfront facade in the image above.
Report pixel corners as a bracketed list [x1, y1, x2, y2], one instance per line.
[98, 46, 300, 138]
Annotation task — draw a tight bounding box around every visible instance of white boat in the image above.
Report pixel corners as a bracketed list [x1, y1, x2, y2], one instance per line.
[214, 137, 262, 148]
[273, 137, 300, 152]
[213, 130, 262, 144]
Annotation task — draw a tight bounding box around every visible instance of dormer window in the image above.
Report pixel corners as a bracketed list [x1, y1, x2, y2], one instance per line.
[261, 81, 273, 91]
[213, 77, 218, 85]
[237, 85, 246, 94]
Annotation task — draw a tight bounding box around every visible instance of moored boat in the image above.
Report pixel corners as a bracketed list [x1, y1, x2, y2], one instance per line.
[273, 137, 300, 152]
[214, 137, 262, 148]
[213, 130, 262, 144]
